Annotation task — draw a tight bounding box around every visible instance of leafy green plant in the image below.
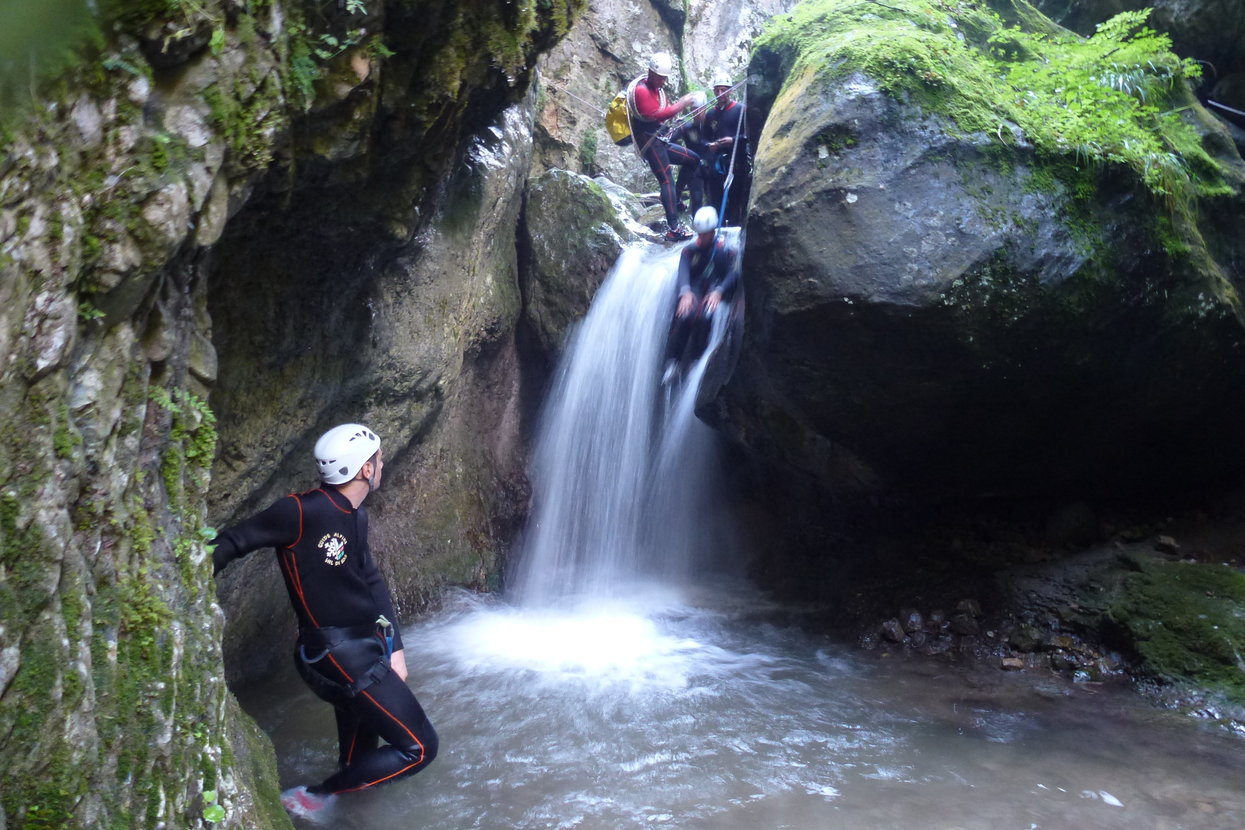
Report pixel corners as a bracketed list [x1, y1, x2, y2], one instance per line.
[202, 789, 226, 823]
[987, 9, 1212, 208]
[578, 129, 598, 171]
[77, 301, 105, 322]
[756, 1, 1231, 219]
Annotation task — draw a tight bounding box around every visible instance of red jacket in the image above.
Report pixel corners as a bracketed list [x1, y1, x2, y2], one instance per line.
[631, 78, 682, 123]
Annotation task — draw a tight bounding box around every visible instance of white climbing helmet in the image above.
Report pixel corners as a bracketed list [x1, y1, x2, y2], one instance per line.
[711, 71, 733, 90]
[690, 90, 707, 109]
[314, 423, 381, 485]
[648, 51, 674, 77]
[692, 206, 718, 234]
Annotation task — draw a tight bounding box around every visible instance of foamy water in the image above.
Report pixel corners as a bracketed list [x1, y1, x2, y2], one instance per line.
[246, 587, 1245, 829]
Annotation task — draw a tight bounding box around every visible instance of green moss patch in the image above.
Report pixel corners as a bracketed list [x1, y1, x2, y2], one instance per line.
[755, 1, 1233, 217]
[1107, 554, 1245, 705]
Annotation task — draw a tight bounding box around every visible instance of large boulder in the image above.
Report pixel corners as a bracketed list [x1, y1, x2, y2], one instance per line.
[717, 0, 1245, 502]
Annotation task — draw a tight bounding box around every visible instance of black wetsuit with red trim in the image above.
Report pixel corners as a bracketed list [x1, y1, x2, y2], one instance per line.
[212, 487, 438, 795]
[703, 99, 752, 226]
[665, 234, 741, 363]
[630, 77, 700, 228]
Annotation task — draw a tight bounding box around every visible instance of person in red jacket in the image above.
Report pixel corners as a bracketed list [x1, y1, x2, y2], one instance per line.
[211, 424, 437, 820]
[626, 51, 701, 241]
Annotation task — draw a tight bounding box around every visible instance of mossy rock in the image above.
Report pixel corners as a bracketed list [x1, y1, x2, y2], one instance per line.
[723, 0, 1245, 502]
[1106, 554, 1245, 706]
[521, 168, 629, 353]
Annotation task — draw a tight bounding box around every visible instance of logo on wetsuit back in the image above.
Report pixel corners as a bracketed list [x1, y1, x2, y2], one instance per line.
[318, 533, 348, 566]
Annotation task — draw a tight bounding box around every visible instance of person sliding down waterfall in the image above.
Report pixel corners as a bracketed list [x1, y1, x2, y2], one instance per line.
[210, 424, 438, 821]
[662, 205, 741, 384]
[626, 51, 702, 241]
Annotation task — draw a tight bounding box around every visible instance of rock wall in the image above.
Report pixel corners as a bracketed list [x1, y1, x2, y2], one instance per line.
[532, 0, 797, 195]
[0, 0, 583, 824]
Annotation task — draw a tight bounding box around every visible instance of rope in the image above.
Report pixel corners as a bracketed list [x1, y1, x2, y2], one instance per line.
[662, 79, 748, 134]
[633, 78, 750, 160]
[543, 79, 607, 117]
[621, 75, 751, 231]
[1208, 99, 1245, 118]
[716, 80, 747, 229]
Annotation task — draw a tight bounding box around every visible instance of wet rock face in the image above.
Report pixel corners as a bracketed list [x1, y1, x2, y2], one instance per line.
[521, 170, 629, 354]
[0, 0, 585, 823]
[0, 2, 294, 824]
[718, 1, 1245, 503]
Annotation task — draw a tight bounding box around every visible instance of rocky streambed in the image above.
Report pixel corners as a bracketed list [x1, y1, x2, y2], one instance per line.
[752, 493, 1245, 733]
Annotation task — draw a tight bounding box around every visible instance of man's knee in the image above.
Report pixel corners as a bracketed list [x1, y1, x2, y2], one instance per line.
[401, 722, 439, 767]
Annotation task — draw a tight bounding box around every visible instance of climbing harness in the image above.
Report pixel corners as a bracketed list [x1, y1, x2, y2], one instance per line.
[628, 78, 748, 166]
[297, 622, 392, 701]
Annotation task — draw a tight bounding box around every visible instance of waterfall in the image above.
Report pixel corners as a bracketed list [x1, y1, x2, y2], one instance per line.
[510, 238, 736, 607]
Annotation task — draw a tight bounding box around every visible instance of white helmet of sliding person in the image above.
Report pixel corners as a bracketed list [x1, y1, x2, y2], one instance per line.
[648, 51, 675, 77]
[314, 423, 381, 484]
[692, 206, 719, 234]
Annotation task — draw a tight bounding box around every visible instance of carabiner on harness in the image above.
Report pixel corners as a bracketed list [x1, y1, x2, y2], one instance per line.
[376, 614, 394, 657]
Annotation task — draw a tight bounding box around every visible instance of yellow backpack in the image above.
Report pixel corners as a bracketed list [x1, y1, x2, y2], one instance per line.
[605, 89, 632, 146]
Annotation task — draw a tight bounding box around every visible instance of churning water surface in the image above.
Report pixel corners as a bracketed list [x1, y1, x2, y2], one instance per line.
[247, 584, 1245, 830]
[245, 239, 1245, 828]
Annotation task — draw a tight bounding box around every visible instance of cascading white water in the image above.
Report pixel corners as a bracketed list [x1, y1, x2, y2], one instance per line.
[509, 238, 736, 607]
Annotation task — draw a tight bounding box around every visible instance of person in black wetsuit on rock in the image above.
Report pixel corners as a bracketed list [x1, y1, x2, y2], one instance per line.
[211, 423, 437, 821]
[663, 205, 741, 384]
[703, 72, 753, 227]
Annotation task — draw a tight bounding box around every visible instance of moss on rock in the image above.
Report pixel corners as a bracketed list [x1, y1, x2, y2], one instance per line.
[1107, 554, 1245, 706]
[755, 0, 1238, 225]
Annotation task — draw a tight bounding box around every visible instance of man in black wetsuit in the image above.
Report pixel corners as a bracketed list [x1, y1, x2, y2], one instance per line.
[663, 205, 741, 382]
[211, 424, 438, 820]
[668, 90, 711, 216]
[703, 72, 753, 227]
